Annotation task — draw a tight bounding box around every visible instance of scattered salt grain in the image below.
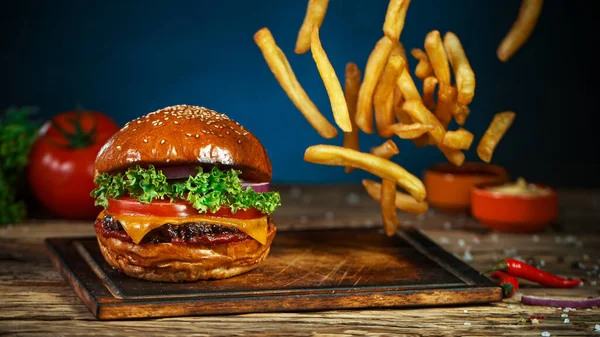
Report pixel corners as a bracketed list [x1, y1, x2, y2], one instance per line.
[579, 281, 585, 287]
[491, 233, 499, 242]
[539, 259, 546, 267]
[541, 332, 550, 337]
[439, 237, 450, 245]
[472, 236, 481, 245]
[531, 318, 539, 324]
[532, 234, 540, 242]
[457, 239, 465, 247]
[586, 308, 591, 312]
[443, 221, 452, 231]
[463, 309, 468, 313]
[564, 318, 570, 324]
[561, 314, 568, 318]
[565, 235, 577, 244]
[463, 322, 471, 326]
[345, 193, 361, 206]
[463, 248, 473, 262]
[289, 187, 302, 199]
[324, 211, 335, 221]
[507, 305, 516, 309]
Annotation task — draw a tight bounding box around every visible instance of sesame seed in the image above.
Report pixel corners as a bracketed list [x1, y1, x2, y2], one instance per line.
[195, 134, 199, 138]
[173, 121, 179, 124]
[116, 146, 122, 150]
[186, 133, 192, 137]
[143, 139, 148, 143]
[237, 140, 242, 144]
[164, 117, 169, 120]
[160, 139, 165, 144]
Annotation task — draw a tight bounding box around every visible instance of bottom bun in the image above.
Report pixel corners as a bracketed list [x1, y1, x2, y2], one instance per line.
[97, 221, 276, 282]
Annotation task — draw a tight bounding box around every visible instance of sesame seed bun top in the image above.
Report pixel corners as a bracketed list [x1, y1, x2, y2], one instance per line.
[94, 105, 272, 181]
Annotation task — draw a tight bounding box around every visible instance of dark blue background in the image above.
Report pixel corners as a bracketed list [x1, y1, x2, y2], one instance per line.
[2, 1, 597, 186]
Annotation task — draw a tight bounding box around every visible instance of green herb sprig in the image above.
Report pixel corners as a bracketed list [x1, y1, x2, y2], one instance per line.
[0, 106, 39, 225]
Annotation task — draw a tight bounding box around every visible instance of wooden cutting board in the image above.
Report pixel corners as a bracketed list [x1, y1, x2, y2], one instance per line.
[45, 227, 502, 320]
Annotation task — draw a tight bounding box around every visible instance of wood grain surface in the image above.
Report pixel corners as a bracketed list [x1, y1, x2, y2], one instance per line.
[2, 185, 600, 336]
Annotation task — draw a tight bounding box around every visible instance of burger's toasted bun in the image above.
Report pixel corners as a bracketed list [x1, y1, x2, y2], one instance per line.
[94, 105, 272, 181]
[97, 222, 276, 282]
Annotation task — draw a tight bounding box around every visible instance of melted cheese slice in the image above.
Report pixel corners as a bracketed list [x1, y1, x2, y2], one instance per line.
[101, 211, 268, 245]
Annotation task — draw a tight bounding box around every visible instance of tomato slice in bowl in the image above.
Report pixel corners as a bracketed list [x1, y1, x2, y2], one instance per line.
[107, 197, 263, 219]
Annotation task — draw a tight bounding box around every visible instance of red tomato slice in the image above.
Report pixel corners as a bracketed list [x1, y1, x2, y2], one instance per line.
[107, 197, 263, 219]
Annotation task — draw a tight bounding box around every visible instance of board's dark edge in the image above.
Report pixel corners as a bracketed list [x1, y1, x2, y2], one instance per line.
[96, 286, 502, 320]
[401, 228, 498, 287]
[44, 238, 100, 318]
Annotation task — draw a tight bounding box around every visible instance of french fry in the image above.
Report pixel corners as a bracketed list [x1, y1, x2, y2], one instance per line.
[422, 76, 438, 111]
[392, 86, 412, 124]
[304, 145, 426, 201]
[295, 0, 330, 54]
[311, 26, 351, 132]
[402, 100, 465, 166]
[374, 55, 406, 138]
[477, 111, 516, 163]
[370, 140, 400, 236]
[391, 41, 408, 61]
[356, 36, 394, 134]
[424, 30, 451, 85]
[388, 123, 435, 139]
[444, 32, 475, 106]
[383, 0, 411, 42]
[452, 104, 470, 126]
[397, 70, 429, 148]
[343, 62, 361, 173]
[254, 28, 337, 138]
[497, 0, 544, 62]
[411, 48, 433, 81]
[362, 179, 428, 215]
[434, 83, 456, 128]
[370, 139, 399, 159]
[442, 128, 474, 150]
[380, 179, 400, 236]
[397, 68, 421, 101]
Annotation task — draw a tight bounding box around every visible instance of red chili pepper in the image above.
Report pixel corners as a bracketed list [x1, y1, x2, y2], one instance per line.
[491, 270, 519, 297]
[489, 258, 581, 288]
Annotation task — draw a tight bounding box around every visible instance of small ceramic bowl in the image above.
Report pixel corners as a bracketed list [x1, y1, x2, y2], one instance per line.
[424, 162, 508, 212]
[471, 182, 558, 232]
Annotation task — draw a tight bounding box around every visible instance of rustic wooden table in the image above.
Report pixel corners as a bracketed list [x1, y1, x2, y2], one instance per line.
[1, 185, 599, 336]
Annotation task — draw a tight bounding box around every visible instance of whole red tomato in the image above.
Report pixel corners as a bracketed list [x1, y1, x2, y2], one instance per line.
[28, 109, 120, 219]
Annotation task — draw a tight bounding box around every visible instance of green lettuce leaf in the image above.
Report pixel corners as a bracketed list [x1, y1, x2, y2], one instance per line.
[91, 165, 281, 215]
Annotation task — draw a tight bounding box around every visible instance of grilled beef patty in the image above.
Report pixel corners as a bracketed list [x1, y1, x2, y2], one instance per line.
[95, 213, 255, 245]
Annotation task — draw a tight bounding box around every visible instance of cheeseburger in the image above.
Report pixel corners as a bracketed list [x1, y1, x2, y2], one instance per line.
[90, 105, 280, 282]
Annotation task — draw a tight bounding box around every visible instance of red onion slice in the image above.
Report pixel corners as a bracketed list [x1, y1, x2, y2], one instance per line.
[521, 295, 600, 308]
[159, 166, 199, 179]
[241, 181, 270, 192]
